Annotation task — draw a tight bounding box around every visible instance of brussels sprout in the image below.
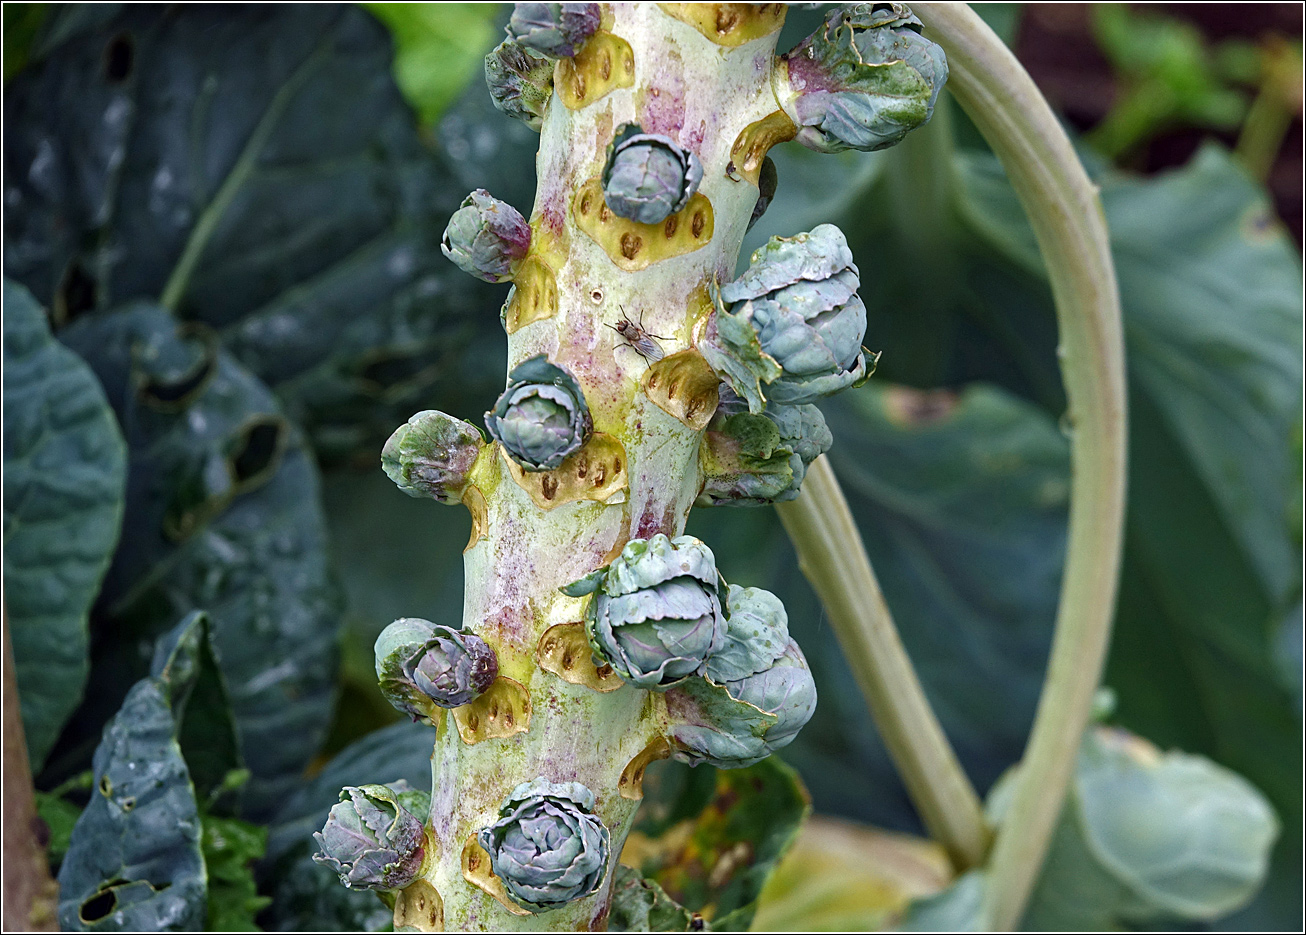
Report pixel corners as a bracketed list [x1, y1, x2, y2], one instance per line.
[507, 3, 601, 58]
[486, 355, 593, 472]
[706, 584, 791, 683]
[701, 224, 867, 412]
[382, 410, 484, 504]
[313, 782, 429, 891]
[601, 125, 704, 225]
[561, 534, 726, 690]
[780, 2, 948, 153]
[698, 386, 833, 506]
[668, 639, 817, 769]
[441, 190, 533, 284]
[485, 39, 554, 131]
[479, 778, 611, 912]
[375, 618, 498, 718]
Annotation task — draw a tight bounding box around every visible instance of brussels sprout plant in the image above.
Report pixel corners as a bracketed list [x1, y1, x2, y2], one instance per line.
[8, 2, 1293, 934]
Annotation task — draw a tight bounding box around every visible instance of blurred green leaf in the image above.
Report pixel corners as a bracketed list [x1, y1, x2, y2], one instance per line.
[2, 2, 46, 82]
[2, 4, 503, 461]
[898, 869, 987, 932]
[202, 815, 272, 932]
[363, 2, 502, 124]
[262, 720, 436, 932]
[2, 279, 126, 771]
[1088, 4, 1249, 160]
[57, 612, 213, 931]
[622, 757, 811, 931]
[691, 379, 1071, 828]
[51, 303, 340, 818]
[990, 726, 1278, 929]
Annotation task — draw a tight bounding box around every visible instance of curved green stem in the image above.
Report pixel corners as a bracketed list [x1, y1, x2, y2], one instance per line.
[912, 4, 1128, 929]
[775, 457, 990, 871]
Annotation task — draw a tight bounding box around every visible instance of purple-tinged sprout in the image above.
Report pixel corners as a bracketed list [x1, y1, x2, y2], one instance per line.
[561, 534, 727, 690]
[486, 355, 592, 472]
[698, 386, 833, 506]
[779, 2, 948, 154]
[382, 410, 484, 504]
[313, 782, 429, 891]
[484, 39, 554, 131]
[478, 778, 610, 912]
[601, 125, 704, 225]
[441, 189, 532, 284]
[701, 224, 868, 412]
[507, 3, 601, 59]
[375, 618, 498, 719]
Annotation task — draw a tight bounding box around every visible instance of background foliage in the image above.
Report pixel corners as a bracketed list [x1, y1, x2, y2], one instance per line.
[3, 3, 1300, 931]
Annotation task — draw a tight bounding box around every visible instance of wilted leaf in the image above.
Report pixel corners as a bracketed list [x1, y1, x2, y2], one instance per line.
[749, 817, 951, 932]
[57, 612, 213, 931]
[609, 864, 699, 933]
[53, 304, 339, 818]
[621, 757, 811, 931]
[2, 279, 126, 771]
[2, 4, 503, 460]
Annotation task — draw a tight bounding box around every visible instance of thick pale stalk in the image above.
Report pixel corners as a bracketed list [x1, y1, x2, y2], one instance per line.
[776, 458, 990, 871]
[912, 4, 1128, 930]
[421, 7, 787, 930]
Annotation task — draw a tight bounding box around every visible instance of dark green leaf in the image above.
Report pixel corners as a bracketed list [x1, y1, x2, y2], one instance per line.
[51, 303, 339, 818]
[689, 381, 1071, 828]
[2, 279, 126, 770]
[202, 815, 272, 932]
[262, 720, 436, 932]
[625, 757, 810, 931]
[2, 4, 503, 460]
[57, 612, 212, 931]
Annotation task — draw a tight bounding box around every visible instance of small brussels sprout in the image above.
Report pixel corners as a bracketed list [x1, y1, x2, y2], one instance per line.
[486, 355, 593, 472]
[485, 39, 554, 131]
[441, 190, 532, 283]
[601, 125, 704, 225]
[313, 782, 429, 891]
[561, 534, 726, 690]
[701, 224, 867, 412]
[670, 639, 817, 769]
[780, 3, 948, 153]
[507, 3, 601, 58]
[479, 777, 611, 912]
[382, 410, 484, 504]
[375, 618, 498, 718]
[698, 386, 833, 506]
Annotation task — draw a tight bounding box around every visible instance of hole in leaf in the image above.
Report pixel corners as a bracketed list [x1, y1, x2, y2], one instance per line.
[98, 775, 112, 797]
[79, 879, 130, 923]
[103, 33, 134, 82]
[228, 419, 285, 487]
[137, 327, 217, 410]
[54, 259, 97, 326]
